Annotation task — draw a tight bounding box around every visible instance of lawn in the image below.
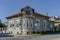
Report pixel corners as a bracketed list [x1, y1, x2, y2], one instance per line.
[32, 34, 42, 36]
[31, 31, 58, 36]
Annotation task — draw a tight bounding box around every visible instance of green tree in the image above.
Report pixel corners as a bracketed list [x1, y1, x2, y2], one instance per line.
[2, 23, 7, 33]
[0, 20, 3, 33]
[0, 20, 7, 33]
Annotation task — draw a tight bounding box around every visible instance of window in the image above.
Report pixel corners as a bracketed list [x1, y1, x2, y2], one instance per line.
[30, 22, 32, 27]
[50, 23, 53, 28]
[35, 20, 40, 27]
[36, 21, 39, 23]
[26, 11, 30, 14]
[22, 18, 27, 28]
[16, 23, 21, 27]
[9, 21, 14, 27]
[15, 19, 21, 27]
[30, 19, 33, 27]
[10, 24, 14, 27]
[23, 20, 26, 27]
[27, 19, 28, 28]
[27, 19, 33, 28]
[43, 22, 45, 27]
[43, 20, 47, 29]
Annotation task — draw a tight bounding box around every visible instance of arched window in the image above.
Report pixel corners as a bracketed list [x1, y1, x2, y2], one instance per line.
[9, 20, 14, 28]
[15, 19, 21, 27]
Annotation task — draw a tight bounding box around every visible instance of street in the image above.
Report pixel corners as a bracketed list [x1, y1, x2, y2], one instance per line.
[0, 32, 60, 40]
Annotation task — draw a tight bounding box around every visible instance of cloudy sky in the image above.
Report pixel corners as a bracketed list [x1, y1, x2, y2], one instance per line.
[0, 0, 60, 22]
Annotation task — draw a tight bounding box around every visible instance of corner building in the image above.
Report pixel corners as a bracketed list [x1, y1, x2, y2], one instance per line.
[6, 6, 53, 35]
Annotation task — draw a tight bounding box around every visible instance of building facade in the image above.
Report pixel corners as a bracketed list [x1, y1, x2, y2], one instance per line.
[6, 6, 54, 35]
[54, 16, 60, 31]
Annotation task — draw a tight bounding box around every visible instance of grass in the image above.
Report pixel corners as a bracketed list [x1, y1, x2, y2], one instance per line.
[31, 31, 58, 36]
[15, 31, 60, 37]
[41, 31, 55, 35]
[32, 34, 42, 36]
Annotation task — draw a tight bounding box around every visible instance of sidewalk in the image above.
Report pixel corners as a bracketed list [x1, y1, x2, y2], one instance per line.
[52, 38, 60, 40]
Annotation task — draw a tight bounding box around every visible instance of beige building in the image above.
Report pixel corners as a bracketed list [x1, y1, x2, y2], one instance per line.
[54, 20, 60, 26]
[54, 17, 60, 31]
[6, 6, 54, 35]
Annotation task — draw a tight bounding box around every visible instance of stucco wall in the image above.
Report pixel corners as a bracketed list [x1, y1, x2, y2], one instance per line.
[7, 15, 53, 35]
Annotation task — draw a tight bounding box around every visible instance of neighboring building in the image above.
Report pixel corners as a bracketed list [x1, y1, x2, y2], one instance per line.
[6, 6, 54, 35]
[54, 16, 60, 27]
[54, 16, 60, 31]
[54, 20, 60, 27]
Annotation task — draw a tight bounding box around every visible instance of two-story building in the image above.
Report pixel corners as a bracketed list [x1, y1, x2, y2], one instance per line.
[6, 6, 54, 35]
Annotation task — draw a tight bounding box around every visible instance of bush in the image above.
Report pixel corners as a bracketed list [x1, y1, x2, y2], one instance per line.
[33, 31, 35, 34]
[37, 32, 40, 34]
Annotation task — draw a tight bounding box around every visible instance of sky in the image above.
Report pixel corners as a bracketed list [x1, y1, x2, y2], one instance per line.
[0, 0, 60, 22]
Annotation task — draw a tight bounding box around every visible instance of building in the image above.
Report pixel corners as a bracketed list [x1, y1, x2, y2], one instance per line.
[54, 16, 60, 27]
[49, 16, 60, 31]
[54, 16, 60, 31]
[54, 20, 60, 27]
[6, 6, 54, 35]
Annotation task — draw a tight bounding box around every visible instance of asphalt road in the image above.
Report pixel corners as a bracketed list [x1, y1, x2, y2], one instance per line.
[0, 32, 60, 40]
[0, 33, 14, 37]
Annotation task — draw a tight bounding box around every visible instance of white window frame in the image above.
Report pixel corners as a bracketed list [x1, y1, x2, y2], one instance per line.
[35, 20, 40, 27]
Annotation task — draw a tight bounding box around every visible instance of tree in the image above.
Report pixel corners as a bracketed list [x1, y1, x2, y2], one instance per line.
[58, 24, 60, 31]
[0, 20, 3, 33]
[0, 20, 7, 33]
[2, 23, 7, 33]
